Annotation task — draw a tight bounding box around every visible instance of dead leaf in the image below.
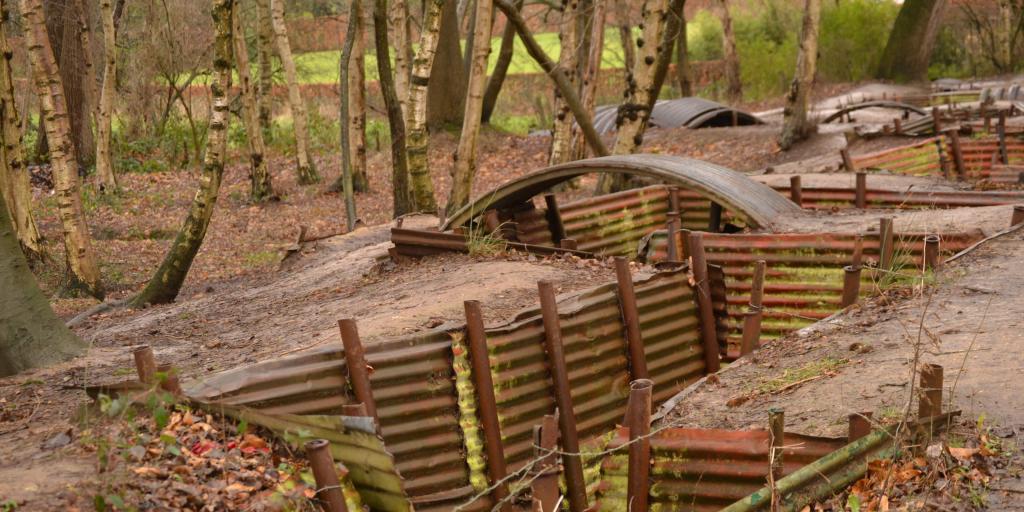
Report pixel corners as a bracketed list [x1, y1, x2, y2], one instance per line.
[948, 447, 979, 460]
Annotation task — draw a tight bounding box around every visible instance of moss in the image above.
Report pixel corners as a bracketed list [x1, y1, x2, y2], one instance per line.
[449, 331, 490, 492]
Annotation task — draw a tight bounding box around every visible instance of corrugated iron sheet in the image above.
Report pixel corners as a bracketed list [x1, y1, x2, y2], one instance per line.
[590, 98, 761, 134]
[852, 135, 1024, 182]
[442, 154, 801, 232]
[852, 137, 945, 176]
[592, 427, 847, 512]
[769, 185, 1024, 209]
[641, 231, 981, 358]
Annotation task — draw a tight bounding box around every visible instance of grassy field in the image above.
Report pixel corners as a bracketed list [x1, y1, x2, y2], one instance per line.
[292, 28, 643, 84]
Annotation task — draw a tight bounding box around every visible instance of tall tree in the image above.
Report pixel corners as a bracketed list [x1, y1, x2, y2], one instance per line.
[94, 0, 120, 193]
[233, 0, 274, 201]
[616, 1, 636, 72]
[876, 0, 947, 83]
[778, 0, 821, 150]
[405, 0, 445, 213]
[426, 0, 467, 127]
[548, 0, 581, 166]
[374, 0, 413, 216]
[348, 0, 369, 192]
[718, 0, 741, 103]
[0, 0, 43, 258]
[43, 0, 95, 170]
[23, 0, 104, 298]
[573, 0, 605, 159]
[132, 0, 234, 306]
[480, 0, 521, 124]
[269, 0, 320, 184]
[389, 0, 413, 119]
[0, 191, 85, 378]
[674, 1, 692, 96]
[255, 0, 274, 131]
[338, 0, 359, 230]
[447, 0, 494, 213]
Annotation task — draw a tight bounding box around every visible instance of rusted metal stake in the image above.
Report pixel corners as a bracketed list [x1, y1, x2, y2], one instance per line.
[840, 148, 856, 172]
[945, 129, 966, 180]
[855, 172, 867, 209]
[688, 233, 721, 373]
[740, 260, 766, 356]
[544, 194, 567, 246]
[340, 403, 369, 417]
[769, 408, 785, 482]
[879, 217, 895, 271]
[1012, 205, 1024, 227]
[338, 319, 378, 421]
[708, 202, 723, 233]
[667, 185, 680, 214]
[537, 281, 588, 512]
[531, 414, 560, 511]
[560, 238, 578, 250]
[464, 301, 510, 507]
[679, 228, 692, 261]
[893, 117, 902, 135]
[918, 363, 944, 419]
[789, 176, 802, 206]
[852, 235, 864, 269]
[848, 412, 873, 442]
[936, 139, 952, 180]
[841, 265, 861, 307]
[305, 439, 349, 512]
[626, 379, 653, 512]
[923, 235, 940, 271]
[998, 111, 1009, 164]
[615, 258, 649, 380]
[133, 345, 157, 386]
[666, 211, 680, 261]
[931, 106, 942, 135]
[156, 363, 182, 395]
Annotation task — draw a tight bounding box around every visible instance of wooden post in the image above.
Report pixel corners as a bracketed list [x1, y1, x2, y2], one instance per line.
[848, 412, 873, 441]
[841, 265, 861, 307]
[879, 217, 895, 270]
[789, 176, 802, 206]
[688, 233, 721, 373]
[855, 172, 866, 209]
[917, 363, 944, 419]
[931, 106, 942, 135]
[133, 346, 157, 386]
[739, 260, 766, 356]
[769, 408, 784, 482]
[945, 129, 966, 180]
[923, 235, 940, 271]
[893, 117, 902, 135]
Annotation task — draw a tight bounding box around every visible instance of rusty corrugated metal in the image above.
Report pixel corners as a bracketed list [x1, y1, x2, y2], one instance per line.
[592, 427, 847, 512]
[821, 100, 927, 124]
[642, 231, 981, 358]
[957, 137, 1024, 180]
[485, 268, 707, 470]
[852, 137, 945, 176]
[769, 185, 1024, 209]
[442, 155, 801, 232]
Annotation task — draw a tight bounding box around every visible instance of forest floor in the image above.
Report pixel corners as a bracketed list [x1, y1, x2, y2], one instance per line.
[5, 83, 1024, 509]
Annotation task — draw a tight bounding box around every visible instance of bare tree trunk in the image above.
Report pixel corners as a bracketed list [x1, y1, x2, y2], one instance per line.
[778, 0, 820, 151]
[233, 1, 274, 201]
[480, 0, 522, 124]
[255, 0, 274, 132]
[94, 0, 119, 193]
[390, 0, 413, 119]
[0, 191, 85, 378]
[718, 0, 742, 103]
[374, 0, 413, 217]
[876, 0, 947, 82]
[548, 0, 580, 166]
[132, 0, 234, 307]
[572, 0, 605, 160]
[675, 1, 692, 96]
[405, 0, 445, 213]
[447, 0, 493, 213]
[494, 0, 608, 158]
[998, 0, 1012, 70]
[45, 0, 95, 170]
[616, 0, 635, 71]
[0, 1, 43, 258]
[269, 0, 320, 184]
[595, 0, 671, 194]
[427, 0, 467, 127]
[338, 0, 359, 230]
[23, 0, 103, 298]
[72, 0, 98, 113]
[349, 0, 369, 192]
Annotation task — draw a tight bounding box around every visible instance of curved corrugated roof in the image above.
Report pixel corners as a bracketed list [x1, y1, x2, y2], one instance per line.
[821, 100, 927, 123]
[442, 154, 801, 231]
[589, 97, 762, 134]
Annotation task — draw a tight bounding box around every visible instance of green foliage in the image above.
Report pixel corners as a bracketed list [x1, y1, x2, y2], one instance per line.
[688, 10, 724, 61]
[489, 114, 542, 136]
[819, 0, 900, 83]
[113, 114, 202, 173]
[928, 25, 976, 79]
[264, 106, 341, 156]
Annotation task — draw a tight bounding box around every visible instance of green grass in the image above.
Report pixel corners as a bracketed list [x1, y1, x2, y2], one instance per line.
[755, 357, 849, 394]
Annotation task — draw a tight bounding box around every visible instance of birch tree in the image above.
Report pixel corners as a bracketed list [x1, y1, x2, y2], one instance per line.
[675, 2, 692, 96]
[548, 0, 581, 166]
[255, 0, 274, 131]
[405, 0, 446, 213]
[269, 0, 320, 184]
[349, 0, 369, 192]
[447, 0, 494, 213]
[22, 0, 104, 298]
[718, 0, 742, 103]
[0, 191, 85, 378]
[132, 0, 234, 306]
[373, 0, 413, 216]
[0, 0, 42, 258]
[94, 0, 120, 193]
[338, 0, 359, 230]
[233, 3, 274, 201]
[389, 0, 413, 119]
[573, 0, 605, 159]
[778, 0, 821, 151]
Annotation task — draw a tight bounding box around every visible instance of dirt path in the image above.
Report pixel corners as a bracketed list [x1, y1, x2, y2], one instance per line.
[664, 228, 1024, 436]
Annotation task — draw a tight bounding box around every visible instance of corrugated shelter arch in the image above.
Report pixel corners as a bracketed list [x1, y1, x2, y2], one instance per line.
[821, 100, 927, 123]
[442, 154, 802, 231]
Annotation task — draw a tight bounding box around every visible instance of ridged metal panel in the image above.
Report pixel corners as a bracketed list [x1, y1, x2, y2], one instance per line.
[590, 98, 762, 134]
[770, 185, 1024, 209]
[821, 100, 928, 123]
[956, 138, 1024, 180]
[443, 155, 800, 232]
[642, 232, 982, 357]
[485, 269, 707, 469]
[592, 428, 847, 512]
[852, 137, 945, 176]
